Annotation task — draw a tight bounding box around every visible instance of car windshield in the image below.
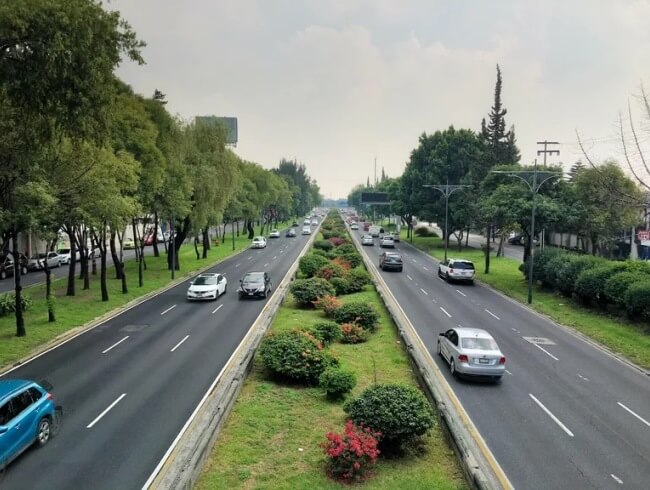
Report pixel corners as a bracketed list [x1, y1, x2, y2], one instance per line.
[243, 273, 264, 284]
[193, 276, 218, 285]
[461, 337, 498, 350]
[31, 253, 46, 259]
[253, 237, 263, 241]
[452, 262, 475, 270]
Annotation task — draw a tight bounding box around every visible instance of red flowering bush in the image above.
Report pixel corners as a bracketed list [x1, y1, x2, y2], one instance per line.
[328, 236, 347, 247]
[322, 420, 380, 482]
[340, 323, 370, 344]
[316, 263, 345, 280]
[331, 257, 352, 271]
[312, 295, 342, 317]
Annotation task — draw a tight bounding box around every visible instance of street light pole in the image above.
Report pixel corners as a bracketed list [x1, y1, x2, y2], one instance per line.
[423, 181, 472, 262]
[492, 161, 561, 304]
[170, 212, 175, 280]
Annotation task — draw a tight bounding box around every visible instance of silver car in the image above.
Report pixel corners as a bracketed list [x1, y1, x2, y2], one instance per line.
[361, 234, 374, 246]
[437, 327, 505, 382]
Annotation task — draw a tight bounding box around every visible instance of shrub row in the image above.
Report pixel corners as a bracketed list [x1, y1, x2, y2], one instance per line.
[0, 292, 33, 317]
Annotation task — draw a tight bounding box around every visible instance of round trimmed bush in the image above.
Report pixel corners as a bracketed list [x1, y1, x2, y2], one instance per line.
[556, 255, 604, 296]
[311, 321, 341, 345]
[604, 271, 648, 308]
[624, 281, 650, 319]
[322, 230, 342, 240]
[343, 384, 435, 449]
[341, 252, 363, 268]
[525, 247, 566, 287]
[299, 254, 330, 278]
[346, 268, 371, 293]
[259, 330, 338, 384]
[331, 243, 356, 256]
[334, 302, 379, 331]
[330, 277, 351, 296]
[315, 240, 334, 251]
[414, 226, 437, 237]
[340, 323, 370, 343]
[316, 262, 345, 280]
[574, 263, 625, 305]
[290, 278, 336, 307]
[319, 367, 357, 399]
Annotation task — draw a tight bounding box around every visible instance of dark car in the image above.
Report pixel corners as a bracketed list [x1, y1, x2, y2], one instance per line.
[379, 252, 403, 272]
[286, 228, 297, 237]
[508, 234, 524, 245]
[0, 253, 29, 280]
[292, 221, 299, 227]
[238, 271, 272, 299]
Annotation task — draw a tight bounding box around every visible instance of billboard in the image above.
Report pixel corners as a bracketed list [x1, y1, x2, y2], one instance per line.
[360, 192, 390, 204]
[195, 116, 238, 145]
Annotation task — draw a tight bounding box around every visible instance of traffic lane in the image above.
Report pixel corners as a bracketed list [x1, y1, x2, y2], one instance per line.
[0, 232, 308, 488]
[368, 239, 650, 488]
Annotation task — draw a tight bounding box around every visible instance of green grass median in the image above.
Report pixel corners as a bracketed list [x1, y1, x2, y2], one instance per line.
[196, 287, 467, 490]
[402, 232, 650, 369]
[0, 232, 257, 369]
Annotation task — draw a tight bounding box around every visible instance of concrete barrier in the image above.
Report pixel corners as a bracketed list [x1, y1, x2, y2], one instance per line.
[348, 225, 513, 490]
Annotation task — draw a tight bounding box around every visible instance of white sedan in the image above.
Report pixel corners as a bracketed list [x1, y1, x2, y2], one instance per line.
[269, 230, 280, 238]
[187, 273, 227, 301]
[251, 236, 267, 249]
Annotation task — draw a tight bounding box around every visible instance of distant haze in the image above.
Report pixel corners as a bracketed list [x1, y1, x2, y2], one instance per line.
[112, 0, 650, 198]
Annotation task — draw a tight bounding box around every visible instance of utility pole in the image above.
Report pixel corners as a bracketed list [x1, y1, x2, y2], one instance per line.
[492, 161, 561, 304]
[423, 181, 472, 261]
[536, 141, 560, 168]
[170, 212, 175, 280]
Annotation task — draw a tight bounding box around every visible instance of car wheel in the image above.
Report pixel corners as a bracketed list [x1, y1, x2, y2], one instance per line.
[36, 417, 51, 446]
[437, 268, 442, 278]
[445, 272, 450, 283]
[469, 280, 475, 286]
[223, 284, 227, 295]
[0, 270, 6, 280]
[450, 359, 457, 378]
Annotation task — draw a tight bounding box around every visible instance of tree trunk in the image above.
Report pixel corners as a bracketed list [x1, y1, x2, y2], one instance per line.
[247, 220, 254, 239]
[484, 225, 491, 274]
[497, 233, 505, 257]
[12, 227, 26, 337]
[99, 223, 109, 302]
[465, 226, 470, 248]
[45, 237, 57, 322]
[109, 229, 121, 279]
[133, 218, 144, 287]
[116, 228, 128, 294]
[152, 211, 160, 257]
[221, 220, 227, 242]
[66, 224, 76, 297]
[236, 220, 240, 237]
[167, 216, 189, 271]
[202, 229, 209, 258]
[194, 236, 200, 260]
[90, 231, 97, 276]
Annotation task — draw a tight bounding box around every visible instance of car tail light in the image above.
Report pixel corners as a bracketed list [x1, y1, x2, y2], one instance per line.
[46, 393, 54, 400]
[499, 357, 506, 365]
[458, 354, 468, 363]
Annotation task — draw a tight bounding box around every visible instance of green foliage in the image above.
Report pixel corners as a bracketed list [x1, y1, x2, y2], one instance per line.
[624, 281, 650, 319]
[343, 384, 435, 449]
[414, 227, 437, 237]
[315, 262, 346, 280]
[290, 278, 336, 307]
[331, 243, 357, 256]
[605, 271, 649, 309]
[340, 323, 370, 344]
[0, 293, 33, 317]
[334, 302, 379, 331]
[346, 268, 371, 293]
[334, 250, 363, 268]
[330, 277, 351, 296]
[322, 230, 342, 240]
[310, 321, 342, 346]
[299, 253, 330, 278]
[574, 264, 625, 305]
[524, 247, 566, 287]
[555, 255, 604, 296]
[258, 330, 338, 384]
[314, 240, 334, 251]
[319, 367, 357, 399]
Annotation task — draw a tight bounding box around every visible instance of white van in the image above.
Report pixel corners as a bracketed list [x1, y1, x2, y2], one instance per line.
[369, 225, 381, 237]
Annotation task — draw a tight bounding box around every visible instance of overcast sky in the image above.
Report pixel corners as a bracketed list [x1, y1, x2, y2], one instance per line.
[111, 0, 650, 198]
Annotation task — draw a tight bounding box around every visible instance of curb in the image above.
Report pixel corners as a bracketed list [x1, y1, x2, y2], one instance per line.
[349, 227, 512, 490]
[146, 225, 321, 490]
[0, 245, 251, 377]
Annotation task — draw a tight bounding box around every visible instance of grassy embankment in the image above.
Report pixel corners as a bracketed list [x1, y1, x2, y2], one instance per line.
[196, 230, 467, 489]
[402, 231, 650, 369]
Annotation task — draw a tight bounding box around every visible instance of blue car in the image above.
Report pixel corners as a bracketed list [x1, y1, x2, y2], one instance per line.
[0, 380, 57, 470]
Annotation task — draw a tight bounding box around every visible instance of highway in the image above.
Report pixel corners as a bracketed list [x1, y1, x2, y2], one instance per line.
[353, 230, 650, 490]
[0, 229, 310, 489]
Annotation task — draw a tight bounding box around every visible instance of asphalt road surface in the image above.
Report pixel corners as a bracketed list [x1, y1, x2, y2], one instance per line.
[0, 229, 310, 489]
[353, 230, 650, 490]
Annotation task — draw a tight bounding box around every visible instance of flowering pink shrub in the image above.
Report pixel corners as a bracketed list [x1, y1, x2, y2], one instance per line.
[322, 420, 380, 482]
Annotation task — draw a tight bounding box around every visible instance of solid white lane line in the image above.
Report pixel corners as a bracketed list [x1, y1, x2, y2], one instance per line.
[618, 402, 650, 427]
[420, 288, 428, 296]
[611, 474, 623, 484]
[529, 394, 574, 437]
[170, 335, 190, 352]
[505, 370, 513, 375]
[102, 336, 129, 354]
[456, 289, 467, 297]
[485, 309, 500, 320]
[161, 305, 176, 316]
[407, 275, 413, 281]
[87, 393, 127, 429]
[440, 307, 452, 318]
[211, 304, 223, 314]
[533, 343, 559, 361]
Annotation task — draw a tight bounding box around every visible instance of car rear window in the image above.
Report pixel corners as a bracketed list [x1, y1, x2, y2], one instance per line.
[453, 262, 475, 270]
[461, 338, 498, 350]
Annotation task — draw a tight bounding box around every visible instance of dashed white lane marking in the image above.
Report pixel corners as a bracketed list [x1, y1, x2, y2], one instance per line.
[611, 474, 623, 484]
[511, 327, 520, 333]
[505, 369, 513, 375]
[420, 288, 428, 296]
[170, 335, 190, 352]
[87, 393, 127, 429]
[102, 336, 130, 354]
[577, 373, 590, 381]
[529, 394, 574, 437]
[532, 343, 559, 361]
[264, 263, 269, 267]
[211, 304, 223, 314]
[248, 256, 252, 260]
[431, 298, 437, 303]
[235, 263, 240, 268]
[485, 309, 500, 320]
[407, 275, 413, 281]
[423, 266, 429, 271]
[161, 305, 176, 316]
[456, 289, 467, 297]
[440, 307, 452, 318]
[273, 256, 277, 260]
[618, 402, 650, 427]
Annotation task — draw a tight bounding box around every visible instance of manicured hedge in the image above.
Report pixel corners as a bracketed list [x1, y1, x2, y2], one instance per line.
[299, 253, 330, 278]
[574, 263, 625, 306]
[290, 278, 336, 307]
[334, 302, 379, 331]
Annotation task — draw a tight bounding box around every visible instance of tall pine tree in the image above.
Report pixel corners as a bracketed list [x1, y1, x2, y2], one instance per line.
[480, 65, 520, 166]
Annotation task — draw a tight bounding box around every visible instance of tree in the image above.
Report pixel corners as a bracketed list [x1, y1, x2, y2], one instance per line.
[0, 0, 144, 336]
[568, 160, 586, 183]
